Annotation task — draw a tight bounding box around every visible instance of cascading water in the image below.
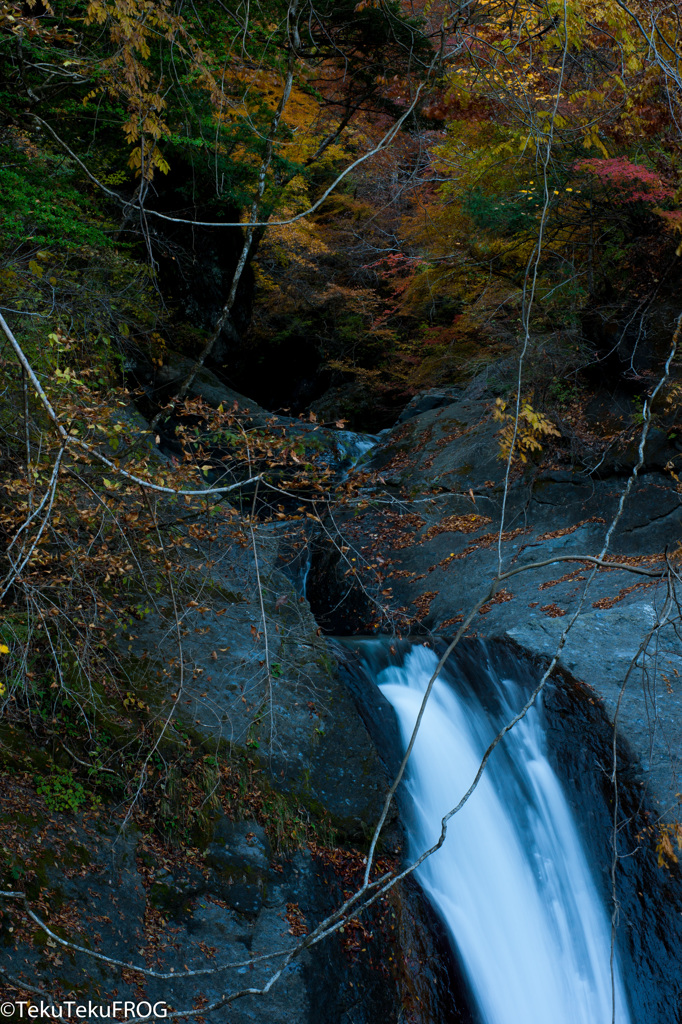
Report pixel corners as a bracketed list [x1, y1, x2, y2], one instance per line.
[371, 643, 631, 1024]
[333, 429, 378, 478]
[284, 430, 378, 600]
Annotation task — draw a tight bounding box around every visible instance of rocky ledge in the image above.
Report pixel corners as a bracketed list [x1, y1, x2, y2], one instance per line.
[308, 379, 682, 823]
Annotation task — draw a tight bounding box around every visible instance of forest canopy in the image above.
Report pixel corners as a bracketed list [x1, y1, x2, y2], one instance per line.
[1, 0, 680, 412]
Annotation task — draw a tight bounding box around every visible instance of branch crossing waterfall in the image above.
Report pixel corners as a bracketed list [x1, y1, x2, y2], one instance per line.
[369, 643, 632, 1024]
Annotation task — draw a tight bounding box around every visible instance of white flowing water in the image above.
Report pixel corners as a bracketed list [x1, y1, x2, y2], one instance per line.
[376, 644, 631, 1024]
[334, 429, 377, 478]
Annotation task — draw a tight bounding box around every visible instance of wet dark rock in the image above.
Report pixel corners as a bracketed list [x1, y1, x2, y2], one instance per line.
[153, 351, 278, 427]
[207, 818, 272, 876]
[396, 388, 462, 424]
[218, 881, 263, 918]
[369, 396, 507, 494]
[148, 865, 207, 912]
[540, 644, 682, 1024]
[127, 533, 390, 842]
[391, 877, 476, 1024]
[4, 807, 455, 1024]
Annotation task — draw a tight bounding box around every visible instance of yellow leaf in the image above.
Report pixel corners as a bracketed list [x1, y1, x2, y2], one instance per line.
[155, 154, 170, 175]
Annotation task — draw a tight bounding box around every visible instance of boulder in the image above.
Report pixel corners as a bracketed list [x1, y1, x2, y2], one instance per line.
[127, 517, 391, 843]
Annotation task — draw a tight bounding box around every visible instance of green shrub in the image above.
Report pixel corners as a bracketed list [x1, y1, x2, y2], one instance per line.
[35, 768, 91, 814]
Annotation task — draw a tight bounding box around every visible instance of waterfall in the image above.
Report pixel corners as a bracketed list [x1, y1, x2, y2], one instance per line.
[373, 643, 631, 1024]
